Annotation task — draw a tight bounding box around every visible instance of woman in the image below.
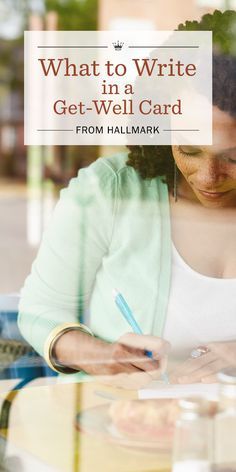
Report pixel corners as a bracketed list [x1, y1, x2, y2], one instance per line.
[18, 10, 236, 388]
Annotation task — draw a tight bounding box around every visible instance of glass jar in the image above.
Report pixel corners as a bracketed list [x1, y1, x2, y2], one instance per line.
[172, 397, 213, 472]
[213, 367, 236, 472]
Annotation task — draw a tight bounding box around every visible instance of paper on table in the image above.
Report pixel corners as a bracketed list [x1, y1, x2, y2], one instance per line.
[138, 381, 219, 400]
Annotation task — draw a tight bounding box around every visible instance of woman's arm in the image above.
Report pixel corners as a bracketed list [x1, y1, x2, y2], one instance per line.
[18, 158, 118, 356]
[53, 330, 169, 388]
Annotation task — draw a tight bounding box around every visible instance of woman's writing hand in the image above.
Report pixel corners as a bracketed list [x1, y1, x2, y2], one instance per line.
[169, 341, 236, 384]
[97, 333, 170, 389]
[54, 330, 170, 389]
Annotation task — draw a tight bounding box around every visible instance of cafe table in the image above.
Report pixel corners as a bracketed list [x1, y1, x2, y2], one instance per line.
[0, 377, 172, 472]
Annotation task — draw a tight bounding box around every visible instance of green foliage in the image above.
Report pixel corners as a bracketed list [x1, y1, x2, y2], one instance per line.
[178, 9, 236, 55]
[0, 0, 98, 90]
[45, 0, 98, 30]
[0, 38, 24, 90]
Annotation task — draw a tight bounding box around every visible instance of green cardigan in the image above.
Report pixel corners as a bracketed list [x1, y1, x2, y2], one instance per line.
[18, 153, 172, 367]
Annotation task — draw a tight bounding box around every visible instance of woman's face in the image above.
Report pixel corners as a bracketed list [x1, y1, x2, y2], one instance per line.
[172, 107, 236, 208]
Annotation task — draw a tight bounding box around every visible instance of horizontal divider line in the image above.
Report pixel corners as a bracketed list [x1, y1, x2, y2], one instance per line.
[37, 46, 108, 48]
[128, 46, 199, 48]
[37, 129, 73, 131]
[163, 129, 200, 131]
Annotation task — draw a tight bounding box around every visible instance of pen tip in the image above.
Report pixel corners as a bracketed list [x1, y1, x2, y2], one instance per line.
[112, 288, 119, 299]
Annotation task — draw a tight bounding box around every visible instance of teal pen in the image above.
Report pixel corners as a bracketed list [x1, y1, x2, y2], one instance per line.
[112, 289, 169, 384]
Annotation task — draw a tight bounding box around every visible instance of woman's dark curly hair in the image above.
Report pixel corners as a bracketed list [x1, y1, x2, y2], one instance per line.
[127, 9, 236, 189]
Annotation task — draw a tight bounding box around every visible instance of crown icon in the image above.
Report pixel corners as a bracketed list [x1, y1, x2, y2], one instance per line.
[112, 40, 124, 51]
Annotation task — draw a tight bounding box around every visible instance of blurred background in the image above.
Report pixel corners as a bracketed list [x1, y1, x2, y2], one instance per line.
[0, 0, 235, 294]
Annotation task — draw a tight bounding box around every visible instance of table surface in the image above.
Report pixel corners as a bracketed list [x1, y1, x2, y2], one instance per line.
[0, 378, 172, 472]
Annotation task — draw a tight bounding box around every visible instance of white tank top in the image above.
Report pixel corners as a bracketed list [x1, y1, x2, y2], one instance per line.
[163, 243, 236, 361]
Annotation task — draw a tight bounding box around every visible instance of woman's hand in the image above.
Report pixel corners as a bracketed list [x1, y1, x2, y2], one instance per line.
[97, 333, 170, 389]
[169, 341, 236, 384]
[55, 330, 170, 389]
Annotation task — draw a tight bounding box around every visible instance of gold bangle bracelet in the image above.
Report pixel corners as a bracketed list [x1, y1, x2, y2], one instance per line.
[44, 322, 94, 373]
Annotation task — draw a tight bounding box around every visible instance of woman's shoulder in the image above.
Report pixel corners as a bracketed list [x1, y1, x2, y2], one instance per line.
[67, 152, 143, 195]
[63, 151, 167, 204]
[88, 151, 137, 179]
[86, 151, 164, 187]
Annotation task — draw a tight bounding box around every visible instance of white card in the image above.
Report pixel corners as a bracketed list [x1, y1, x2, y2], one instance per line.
[138, 381, 219, 400]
